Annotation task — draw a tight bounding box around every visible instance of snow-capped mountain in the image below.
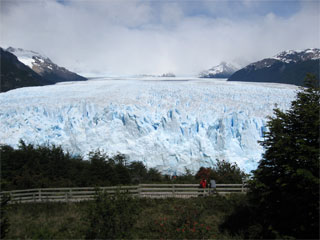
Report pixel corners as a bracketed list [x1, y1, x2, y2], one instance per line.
[229, 48, 320, 86]
[0, 48, 52, 92]
[7, 47, 87, 83]
[273, 48, 320, 64]
[199, 62, 238, 78]
[0, 78, 297, 175]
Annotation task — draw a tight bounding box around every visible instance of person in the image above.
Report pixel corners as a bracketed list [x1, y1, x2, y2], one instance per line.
[210, 179, 216, 194]
[200, 178, 207, 188]
[198, 178, 206, 196]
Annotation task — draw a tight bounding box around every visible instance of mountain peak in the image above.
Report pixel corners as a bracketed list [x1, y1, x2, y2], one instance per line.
[272, 48, 320, 63]
[0, 48, 52, 92]
[199, 62, 238, 78]
[229, 48, 320, 86]
[6, 46, 52, 69]
[7, 46, 86, 83]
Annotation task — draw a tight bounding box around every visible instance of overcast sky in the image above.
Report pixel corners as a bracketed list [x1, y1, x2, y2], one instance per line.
[1, 0, 319, 76]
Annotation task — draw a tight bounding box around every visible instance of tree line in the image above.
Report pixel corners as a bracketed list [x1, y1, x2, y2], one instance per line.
[0, 141, 246, 191]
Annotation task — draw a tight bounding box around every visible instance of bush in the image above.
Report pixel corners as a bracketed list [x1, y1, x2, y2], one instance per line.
[84, 190, 141, 239]
[0, 194, 10, 239]
[195, 159, 247, 184]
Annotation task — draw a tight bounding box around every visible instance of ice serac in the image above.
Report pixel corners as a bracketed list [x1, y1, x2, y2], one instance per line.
[0, 78, 297, 174]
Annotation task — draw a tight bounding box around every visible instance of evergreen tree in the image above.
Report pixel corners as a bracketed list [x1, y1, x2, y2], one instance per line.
[128, 161, 148, 184]
[249, 74, 320, 238]
[211, 159, 247, 183]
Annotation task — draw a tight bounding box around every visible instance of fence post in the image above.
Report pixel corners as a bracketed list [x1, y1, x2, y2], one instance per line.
[138, 184, 141, 198]
[172, 184, 175, 197]
[10, 192, 13, 203]
[65, 192, 68, 202]
[33, 193, 36, 202]
[69, 189, 73, 201]
[242, 181, 246, 193]
[39, 189, 41, 201]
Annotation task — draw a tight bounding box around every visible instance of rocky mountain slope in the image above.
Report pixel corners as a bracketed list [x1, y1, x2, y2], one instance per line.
[199, 62, 237, 78]
[7, 47, 87, 83]
[0, 48, 53, 92]
[228, 49, 320, 86]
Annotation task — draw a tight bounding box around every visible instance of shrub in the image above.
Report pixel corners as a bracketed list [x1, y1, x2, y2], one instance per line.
[195, 159, 247, 184]
[84, 190, 140, 239]
[0, 194, 10, 239]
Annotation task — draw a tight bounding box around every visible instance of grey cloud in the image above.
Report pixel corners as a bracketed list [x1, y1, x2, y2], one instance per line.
[1, 0, 319, 76]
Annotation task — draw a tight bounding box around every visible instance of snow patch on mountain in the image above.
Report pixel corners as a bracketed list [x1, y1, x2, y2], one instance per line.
[199, 62, 238, 78]
[0, 78, 297, 174]
[6, 47, 50, 68]
[242, 48, 320, 71]
[7, 47, 87, 83]
[272, 48, 320, 63]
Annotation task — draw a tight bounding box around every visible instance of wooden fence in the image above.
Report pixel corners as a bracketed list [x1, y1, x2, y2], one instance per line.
[1, 184, 247, 204]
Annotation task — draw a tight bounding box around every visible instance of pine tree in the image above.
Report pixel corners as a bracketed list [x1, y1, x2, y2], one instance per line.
[249, 74, 319, 238]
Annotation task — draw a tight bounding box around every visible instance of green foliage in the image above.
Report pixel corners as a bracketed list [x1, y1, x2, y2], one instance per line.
[195, 159, 247, 183]
[5, 194, 247, 239]
[222, 74, 320, 239]
[84, 190, 140, 239]
[212, 159, 248, 183]
[219, 197, 261, 239]
[2, 140, 247, 191]
[145, 168, 163, 182]
[151, 207, 215, 239]
[251, 74, 319, 239]
[0, 142, 133, 190]
[174, 168, 196, 183]
[140, 195, 247, 239]
[195, 167, 212, 181]
[0, 194, 10, 239]
[6, 202, 84, 239]
[128, 161, 148, 184]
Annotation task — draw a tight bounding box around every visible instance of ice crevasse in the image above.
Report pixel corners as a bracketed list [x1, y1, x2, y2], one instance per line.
[0, 78, 297, 174]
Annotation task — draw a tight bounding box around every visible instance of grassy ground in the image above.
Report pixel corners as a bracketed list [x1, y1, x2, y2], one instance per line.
[6, 194, 245, 239]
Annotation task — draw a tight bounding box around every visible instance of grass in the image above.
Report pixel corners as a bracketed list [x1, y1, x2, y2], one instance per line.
[7, 202, 85, 239]
[6, 194, 246, 239]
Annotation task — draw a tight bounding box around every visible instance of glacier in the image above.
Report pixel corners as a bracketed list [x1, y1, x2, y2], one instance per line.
[0, 77, 298, 175]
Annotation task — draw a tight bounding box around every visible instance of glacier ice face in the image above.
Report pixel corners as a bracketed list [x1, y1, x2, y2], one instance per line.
[0, 78, 298, 174]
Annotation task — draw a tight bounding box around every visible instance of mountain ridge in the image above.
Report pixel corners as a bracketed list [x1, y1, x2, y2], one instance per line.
[0, 48, 54, 92]
[199, 62, 238, 78]
[228, 48, 320, 86]
[7, 47, 87, 83]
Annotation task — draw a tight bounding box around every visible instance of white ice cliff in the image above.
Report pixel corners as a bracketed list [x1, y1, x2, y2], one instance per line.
[0, 78, 298, 174]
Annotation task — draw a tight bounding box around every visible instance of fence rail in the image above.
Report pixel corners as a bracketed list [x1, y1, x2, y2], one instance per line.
[1, 183, 247, 204]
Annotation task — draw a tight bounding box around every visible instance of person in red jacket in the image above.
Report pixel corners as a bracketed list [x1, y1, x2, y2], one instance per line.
[200, 178, 207, 188]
